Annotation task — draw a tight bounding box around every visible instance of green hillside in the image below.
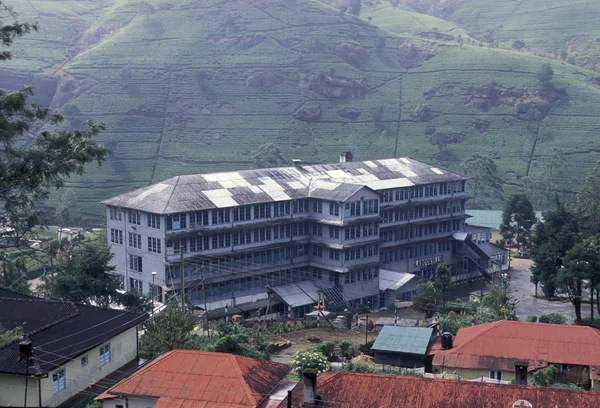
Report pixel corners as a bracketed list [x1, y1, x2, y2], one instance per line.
[2, 0, 600, 219]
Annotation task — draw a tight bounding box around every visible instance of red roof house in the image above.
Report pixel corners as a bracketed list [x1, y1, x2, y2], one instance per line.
[432, 320, 600, 388]
[281, 371, 600, 407]
[96, 350, 290, 408]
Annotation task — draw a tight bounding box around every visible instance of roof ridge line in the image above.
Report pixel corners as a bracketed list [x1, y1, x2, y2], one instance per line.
[449, 320, 500, 353]
[230, 353, 260, 404]
[105, 350, 179, 397]
[162, 175, 181, 214]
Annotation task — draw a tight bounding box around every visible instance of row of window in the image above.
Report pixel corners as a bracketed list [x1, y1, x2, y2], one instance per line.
[344, 199, 379, 217]
[160, 199, 330, 231]
[344, 267, 379, 284]
[186, 266, 327, 299]
[344, 244, 379, 261]
[381, 221, 459, 242]
[381, 200, 466, 224]
[52, 343, 111, 395]
[380, 181, 467, 203]
[381, 240, 452, 263]
[112, 229, 162, 254]
[344, 222, 379, 240]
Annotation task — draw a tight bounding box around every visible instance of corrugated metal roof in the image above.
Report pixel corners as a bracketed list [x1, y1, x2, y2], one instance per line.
[272, 280, 319, 307]
[378, 270, 416, 291]
[432, 321, 600, 370]
[372, 326, 433, 355]
[0, 290, 145, 376]
[280, 371, 600, 407]
[102, 158, 467, 214]
[96, 350, 290, 407]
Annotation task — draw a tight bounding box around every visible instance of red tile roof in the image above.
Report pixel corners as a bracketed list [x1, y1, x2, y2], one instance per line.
[432, 320, 600, 370]
[96, 350, 290, 408]
[280, 371, 600, 407]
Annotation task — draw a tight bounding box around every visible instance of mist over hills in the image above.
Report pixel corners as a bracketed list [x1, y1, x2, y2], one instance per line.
[2, 0, 600, 219]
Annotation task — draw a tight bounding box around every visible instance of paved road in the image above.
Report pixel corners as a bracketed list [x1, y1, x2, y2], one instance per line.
[509, 258, 590, 324]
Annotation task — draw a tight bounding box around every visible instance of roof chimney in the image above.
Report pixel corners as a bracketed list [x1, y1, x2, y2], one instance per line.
[302, 369, 318, 405]
[514, 361, 529, 385]
[441, 332, 453, 350]
[292, 159, 302, 168]
[339, 151, 353, 163]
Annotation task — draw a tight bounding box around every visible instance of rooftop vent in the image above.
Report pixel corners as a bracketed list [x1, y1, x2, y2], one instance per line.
[291, 159, 302, 168]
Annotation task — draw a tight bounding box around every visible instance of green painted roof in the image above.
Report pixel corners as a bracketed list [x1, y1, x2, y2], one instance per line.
[467, 210, 543, 230]
[371, 326, 433, 355]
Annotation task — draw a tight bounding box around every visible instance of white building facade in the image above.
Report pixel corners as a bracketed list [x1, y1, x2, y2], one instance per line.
[103, 157, 484, 316]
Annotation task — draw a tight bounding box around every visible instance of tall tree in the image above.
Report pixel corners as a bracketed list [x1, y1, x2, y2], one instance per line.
[0, 2, 109, 249]
[461, 154, 504, 209]
[251, 142, 289, 169]
[433, 263, 452, 308]
[500, 193, 537, 252]
[537, 63, 554, 85]
[139, 300, 195, 359]
[574, 161, 600, 236]
[0, 254, 29, 293]
[47, 236, 121, 308]
[530, 199, 580, 298]
[412, 280, 436, 318]
[559, 236, 600, 324]
[512, 40, 526, 51]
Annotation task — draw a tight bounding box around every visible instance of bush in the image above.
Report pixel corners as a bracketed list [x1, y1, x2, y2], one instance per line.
[539, 313, 567, 325]
[526, 315, 538, 323]
[290, 350, 331, 374]
[313, 341, 336, 360]
[343, 361, 376, 373]
[357, 340, 375, 355]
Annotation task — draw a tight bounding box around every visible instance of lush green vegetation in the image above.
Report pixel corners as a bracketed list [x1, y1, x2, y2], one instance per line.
[2, 0, 600, 219]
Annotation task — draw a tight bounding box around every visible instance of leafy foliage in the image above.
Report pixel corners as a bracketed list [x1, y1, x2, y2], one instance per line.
[412, 279, 437, 318]
[0, 2, 108, 248]
[532, 364, 559, 387]
[251, 143, 289, 169]
[139, 300, 195, 360]
[500, 193, 536, 250]
[530, 200, 580, 298]
[461, 154, 503, 209]
[290, 350, 331, 374]
[537, 63, 554, 85]
[574, 162, 600, 236]
[47, 236, 120, 307]
[0, 324, 22, 346]
[0, 255, 29, 294]
[538, 313, 567, 325]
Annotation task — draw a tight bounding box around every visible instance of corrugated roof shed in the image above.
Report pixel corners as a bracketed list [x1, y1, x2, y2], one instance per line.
[378, 270, 416, 292]
[96, 350, 290, 408]
[372, 326, 433, 355]
[432, 320, 600, 371]
[102, 158, 467, 214]
[280, 372, 600, 407]
[272, 280, 319, 307]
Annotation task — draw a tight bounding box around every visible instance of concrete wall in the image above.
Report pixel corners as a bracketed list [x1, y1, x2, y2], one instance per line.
[42, 327, 138, 407]
[0, 328, 138, 407]
[433, 366, 515, 383]
[0, 374, 40, 407]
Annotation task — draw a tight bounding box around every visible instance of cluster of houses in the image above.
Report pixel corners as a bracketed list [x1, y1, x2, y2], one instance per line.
[3, 282, 600, 407]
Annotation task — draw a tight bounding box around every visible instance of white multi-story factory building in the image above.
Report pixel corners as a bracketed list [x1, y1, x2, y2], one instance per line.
[103, 155, 490, 317]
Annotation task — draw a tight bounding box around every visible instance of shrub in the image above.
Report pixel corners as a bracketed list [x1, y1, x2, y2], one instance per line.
[313, 341, 336, 360]
[357, 340, 375, 355]
[290, 350, 331, 374]
[526, 315, 537, 323]
[343, 361, 376, 373]
[539, 313, 567, 325]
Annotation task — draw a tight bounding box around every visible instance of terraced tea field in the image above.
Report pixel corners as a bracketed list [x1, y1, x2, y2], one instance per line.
[2, 0, 600, 218]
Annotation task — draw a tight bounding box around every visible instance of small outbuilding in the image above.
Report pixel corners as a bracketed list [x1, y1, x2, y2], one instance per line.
[372, 326, 434, 370]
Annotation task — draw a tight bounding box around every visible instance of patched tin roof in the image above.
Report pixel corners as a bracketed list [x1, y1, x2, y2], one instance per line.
[101, 157, 466, 214]
[372, 326, 433, 355]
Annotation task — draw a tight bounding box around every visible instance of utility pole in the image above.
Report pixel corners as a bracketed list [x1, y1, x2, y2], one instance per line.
[180, 248, 185, 311]
[365, 302, 370, 346]
[19, 340, 32, 408]
[201, 264, 209, 340]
